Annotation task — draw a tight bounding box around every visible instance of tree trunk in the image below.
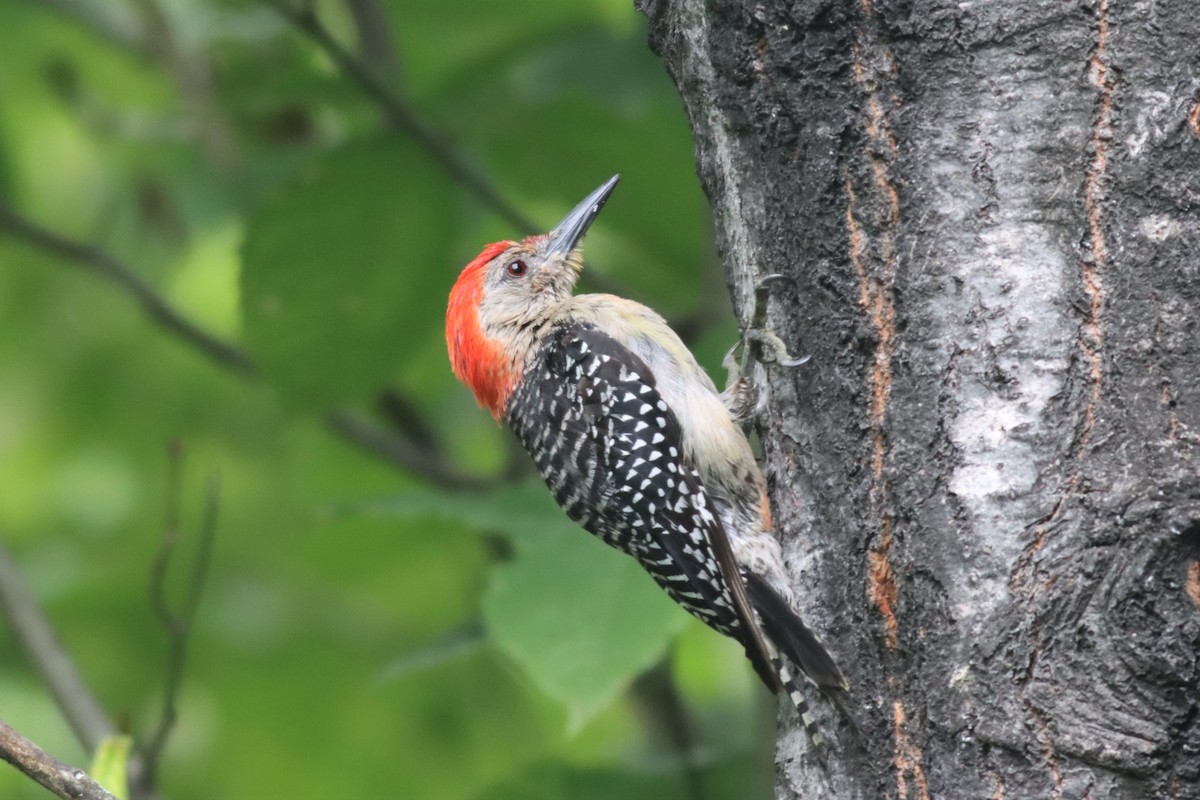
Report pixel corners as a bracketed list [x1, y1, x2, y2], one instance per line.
[637, 1, 1200, 797]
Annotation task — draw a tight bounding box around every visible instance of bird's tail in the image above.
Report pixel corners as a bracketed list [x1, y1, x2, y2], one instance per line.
[744, 571, 847, 690]
[773, 656, 827, 747]
[744, 572, 860, 745]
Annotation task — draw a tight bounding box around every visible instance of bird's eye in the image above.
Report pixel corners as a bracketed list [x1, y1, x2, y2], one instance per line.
[506, 260, 527, 278]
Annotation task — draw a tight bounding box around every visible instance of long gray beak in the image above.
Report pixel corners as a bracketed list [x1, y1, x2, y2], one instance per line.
[545, 175, 620, 259]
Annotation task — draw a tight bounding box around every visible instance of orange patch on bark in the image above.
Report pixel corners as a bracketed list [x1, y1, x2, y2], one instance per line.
[868, 518, 899, 649]
[847, 33, 902, 648]
[892, 700, 931, 800]
[1186, 560, 1200, 608]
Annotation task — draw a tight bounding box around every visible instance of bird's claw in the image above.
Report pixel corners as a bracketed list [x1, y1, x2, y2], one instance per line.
[745, 328, 808, 368]
[720, 274, 807, 423]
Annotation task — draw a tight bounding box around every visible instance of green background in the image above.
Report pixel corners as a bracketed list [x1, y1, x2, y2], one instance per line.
[0, 1, 772, 797]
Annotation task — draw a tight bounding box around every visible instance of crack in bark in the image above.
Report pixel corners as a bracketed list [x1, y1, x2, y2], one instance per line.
[1028, 699, 1067, 800]
[1010, 0, 1116, 635]
[987, 763, 1006, 800]
[1078, 0, 1112, 456]
[892, 699, 932, 800]
[846, 176, 899, 653]
[866, 518, 899, 649]
[1016, 606, 1066, 796]
[847, 9, 938, 796]
[1008, 10, 1119, 788]
[846, 19, 903, 656]
[1161, 380, 1180, 443]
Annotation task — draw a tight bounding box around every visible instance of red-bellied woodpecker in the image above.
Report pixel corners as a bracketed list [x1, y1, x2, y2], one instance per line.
[446, 175, 848, 744]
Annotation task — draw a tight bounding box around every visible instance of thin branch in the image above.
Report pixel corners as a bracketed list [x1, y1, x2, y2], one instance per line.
[0, 720, 118, 800]
[265, 0, 538, 235]
[141, 443, 220, 789]
[0, 539, 162, 800]
[325, 410, 526, 490]
[147, 441, 187, 637]
[0, 540, 115, 754]
[265, 0, 634, 298]
[630, 657, 707, 800]
[346, 0, 403, 89]
[0, 202, 255, 376]
[376, 620, 487, 683]
[376, 389, 441, 453]
[0, 200, 516, 489]
[183, 481, 219, 626]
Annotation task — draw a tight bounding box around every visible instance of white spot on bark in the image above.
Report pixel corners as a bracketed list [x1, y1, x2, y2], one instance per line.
[1125, 89, 1177, 158]
[1139, 214, 1181, 242]
[923, 54, 1075, 626]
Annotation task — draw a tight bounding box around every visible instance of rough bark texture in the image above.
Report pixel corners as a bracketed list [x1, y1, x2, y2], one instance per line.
[637, 1, 1200, 797]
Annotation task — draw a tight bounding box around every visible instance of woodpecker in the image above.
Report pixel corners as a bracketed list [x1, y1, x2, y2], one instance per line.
[446, 175, 848, 743]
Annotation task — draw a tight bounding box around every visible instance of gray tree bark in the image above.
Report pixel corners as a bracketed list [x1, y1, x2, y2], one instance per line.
[637, 1, 1200, 798]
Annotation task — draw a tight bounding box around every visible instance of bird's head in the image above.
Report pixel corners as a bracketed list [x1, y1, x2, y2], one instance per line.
[446, 175, 619, 418]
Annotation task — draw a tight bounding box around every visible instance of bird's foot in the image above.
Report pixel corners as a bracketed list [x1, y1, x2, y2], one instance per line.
[720, 274, 808, 423]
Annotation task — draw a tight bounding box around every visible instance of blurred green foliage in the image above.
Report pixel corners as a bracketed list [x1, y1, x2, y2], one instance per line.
[0, 0, 766, 798]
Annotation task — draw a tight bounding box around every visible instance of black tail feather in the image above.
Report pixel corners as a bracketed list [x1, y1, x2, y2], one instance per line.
[744, 571, 848, 691]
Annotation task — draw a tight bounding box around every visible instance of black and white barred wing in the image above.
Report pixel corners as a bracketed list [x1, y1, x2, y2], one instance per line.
[506, 324, 748, 640]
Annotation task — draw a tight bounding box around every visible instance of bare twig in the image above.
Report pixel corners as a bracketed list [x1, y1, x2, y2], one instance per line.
[0, 539, 162, 800]
[376, 389, 440, 453]
[0, 200, 517, 488]
[141, 443, 220, 788]
[265, 0, 634, 298]
[265, 0, 537, 235]
[346, 0, 403, 88]
[630, 657, 707, 800]
[326, 410, 527, 490]
[0, 202, 255, 376]
[0, 720, 119, 800]
[0, 540, 115, 753]
[148, 441, 188, 638]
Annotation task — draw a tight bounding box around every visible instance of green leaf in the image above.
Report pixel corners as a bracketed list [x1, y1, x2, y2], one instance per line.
[241, 138, 457, 410]
[89, 735, 131, 800]
[484, 531, 688, 731]
[352, 485, 689, 729]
